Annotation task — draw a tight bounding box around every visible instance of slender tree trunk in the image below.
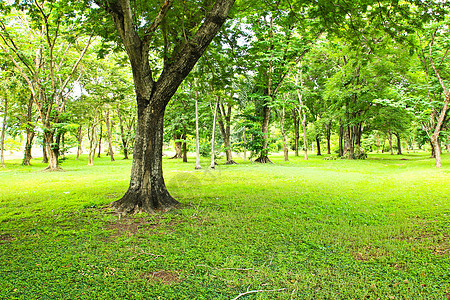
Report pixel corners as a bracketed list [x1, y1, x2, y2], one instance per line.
[339, 122, 344, 157]
[347, 125, 355, 159]
[300, 113, 308, 160]
[316, 135, 321, 156]
[255, 103, 272, 163]
[182, 130, 187, 163]
[195, 92, 201, 170]
[22, 131, 35, 166]
[22, 94, 35, 166]
[210, 98, 219, 169]
[217, 101, 236, 164]
[97, 123, 102, 158]
[395, 133, 402, 155]
[292, 109, 299, 156]
[87, 123, 98, 166]
[388, 131, 394, 155]
[0, 97, 7, 168]
[280, 107, 289, 161]
[118, 113, 130, 160]
[243, 131, 247, 161]
[326, 121, 331, 155]
[76, 125, 83, 160]
[105, 109, 115, 161]
[42, 138, 48, 163]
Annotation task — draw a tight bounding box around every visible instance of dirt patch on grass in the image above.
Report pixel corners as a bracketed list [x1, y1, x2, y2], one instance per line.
[0, 234, 14, 244]
[141, 270, 181, 285]
[105, 216, 181, 240]
[353, 245, 386, 262]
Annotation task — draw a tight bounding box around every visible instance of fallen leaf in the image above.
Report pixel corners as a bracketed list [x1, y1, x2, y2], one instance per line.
[404, 279, 409, 284]
[370, 283, 377, 291]
[446, 292, 449, 300]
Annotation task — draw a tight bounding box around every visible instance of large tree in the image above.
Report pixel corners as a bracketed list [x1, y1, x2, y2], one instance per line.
[94, 0, 235, 213]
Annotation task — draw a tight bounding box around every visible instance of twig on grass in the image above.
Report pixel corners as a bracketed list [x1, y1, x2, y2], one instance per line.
[196, 264, 253, 272]
[231, 288, 288, 300]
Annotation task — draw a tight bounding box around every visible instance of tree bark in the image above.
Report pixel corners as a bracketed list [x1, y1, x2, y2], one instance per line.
[280, 107, 289, 161]
[194, 92, 201, 170]
[22, 131, 35, 166]
[255, 103, 272, 163]
[97, 123, 102, 158]
[347, 125, 355, 159]
[43, 130, 60, 170]
[339, 122, 344, 157]
[395, 133, 402, 155]
[87, 123, 98, 166]
[0, 97, 7, 168]
[210, 98, 219, 169]
[76, 125, 83, 160]
[316, 135, 321, 156]
[217, 100, 236, 164]
[388, 131, 394, 155]
[105, 108, 115, 161]
[326, 121, 331, 155]
[182, 130, 187, 163]
[22, 94, 35, 166]
[42, 138, 48, 163]
[171, 133, 183, 159]
[292, 109, 299, 156]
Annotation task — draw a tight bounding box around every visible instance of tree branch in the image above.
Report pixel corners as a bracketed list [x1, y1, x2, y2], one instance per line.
[143, 0, 173, 42]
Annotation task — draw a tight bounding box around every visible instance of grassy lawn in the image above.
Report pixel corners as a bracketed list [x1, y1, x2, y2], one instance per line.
[0, 152, 449, 299]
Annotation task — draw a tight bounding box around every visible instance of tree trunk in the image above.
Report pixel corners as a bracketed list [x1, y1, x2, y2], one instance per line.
[43, 130, 60, 170]
[22, 131, 35, 166]
[182, 130, 187, 163]
[255, 103, 272, 163]
[194, 93, 201, 170]
[87, 123, 98, 166]
[217, 100, 236, 164]
[42, 138, 48, 163]
[105, 109, 115, 161]
[97, 123, 102, 158]
[347, 125, 355, 159]
[0, 97, 7, 168]
[316, 135, 321, 156]
[118, 112, 131, 160]
[112, 105, 179, 213]
[395, 133, 402, 155]
[388, 131, 394, 155]
[280, 107, 289, 161]
[210, 98, 219, 169]
[292, 109, 299, 156]
[171, 133, 183, 159]
[339, 122, 344, 157]
[243, 131, 247, 161]
[22, 94, 35, 166]
[76, 125, 83, 160]
[326, 121, 331, 155]
[431, 136, 441, 168]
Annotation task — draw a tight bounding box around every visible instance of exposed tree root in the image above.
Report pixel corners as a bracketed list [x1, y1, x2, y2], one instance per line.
[254, 156, 273, 164]
[225, 160, 238, 165]
[170, 153, 183, 159]
[42, 166, 63, 172]
[111, 190, 180, 215]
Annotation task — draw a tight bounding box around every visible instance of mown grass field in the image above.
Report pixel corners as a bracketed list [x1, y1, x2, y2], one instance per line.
[0, 152, 449, 299]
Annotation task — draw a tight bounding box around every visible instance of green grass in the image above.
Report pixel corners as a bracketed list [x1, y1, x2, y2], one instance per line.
[0, 152, 449, 299]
